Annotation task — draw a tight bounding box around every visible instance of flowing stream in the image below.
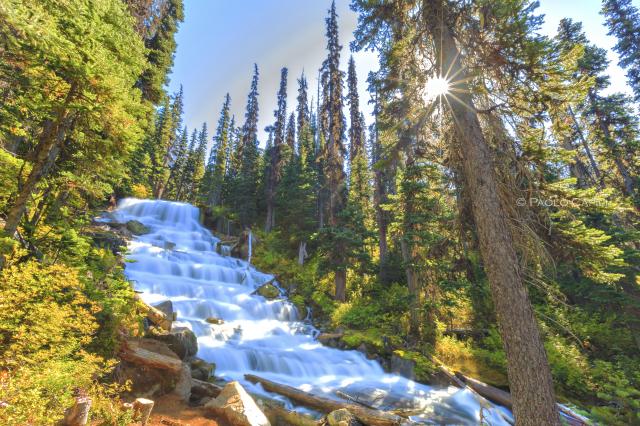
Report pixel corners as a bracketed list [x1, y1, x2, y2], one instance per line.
[112, 198, 512, 425]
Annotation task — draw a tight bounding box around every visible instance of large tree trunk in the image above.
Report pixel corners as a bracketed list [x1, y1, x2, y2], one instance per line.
[334, 269, 346, 302]
[424, 3, 560, 425]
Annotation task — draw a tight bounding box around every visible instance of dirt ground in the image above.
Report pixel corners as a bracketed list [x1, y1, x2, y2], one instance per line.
[142, 394, 228, 426]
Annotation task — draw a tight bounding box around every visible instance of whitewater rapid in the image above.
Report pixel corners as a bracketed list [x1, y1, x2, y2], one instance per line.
[111, 198, 512, 425]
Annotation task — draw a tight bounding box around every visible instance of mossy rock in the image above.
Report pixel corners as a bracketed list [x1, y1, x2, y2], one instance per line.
[393, 350, 437, 383]
[126, 220, 150, 235]
[255, 282, 280, 299]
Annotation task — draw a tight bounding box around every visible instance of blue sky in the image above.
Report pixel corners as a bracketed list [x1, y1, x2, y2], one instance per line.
[167, 0, 638, 147]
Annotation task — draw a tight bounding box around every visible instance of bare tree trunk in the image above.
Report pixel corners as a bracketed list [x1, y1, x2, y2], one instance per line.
[561, 137, 593, 188]
[298, 241, 307, 265]
[567, 105, 602, 184]
[588, 92, 636, 197]
[424, 3, 560, 425]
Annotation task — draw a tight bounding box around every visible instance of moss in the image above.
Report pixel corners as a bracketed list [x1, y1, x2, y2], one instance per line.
[125, 220, 150, 235]
[393, 350, 437, 382]
[256, 283, 280, 299]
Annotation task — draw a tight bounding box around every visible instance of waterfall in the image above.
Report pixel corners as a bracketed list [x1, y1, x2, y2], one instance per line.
[113, 198, 512, 425]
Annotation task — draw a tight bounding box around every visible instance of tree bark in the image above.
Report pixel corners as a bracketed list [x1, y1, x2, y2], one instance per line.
[334, 269, 346, 302]
[298, 240, 308, 265]
[423, 3, 560, 425]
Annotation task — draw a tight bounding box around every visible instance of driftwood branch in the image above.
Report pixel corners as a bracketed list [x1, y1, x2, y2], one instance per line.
[245, 374, 402, 426]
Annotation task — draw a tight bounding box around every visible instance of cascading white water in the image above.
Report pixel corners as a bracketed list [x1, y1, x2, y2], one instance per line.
[112, 198, 512, 425]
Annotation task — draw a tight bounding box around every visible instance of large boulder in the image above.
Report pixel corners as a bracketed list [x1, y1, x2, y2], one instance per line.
[126, 220, 150, 235]
[327, 409, 362, 426]
[114, 339, 187, 399]
[153, 300, 176, 321]
[390, 353, 416, 381]
[151, 327, 198, 360]
[205, 381, 270, 426]
[254, 282, 280, 300]
[189, 357, 215, 381]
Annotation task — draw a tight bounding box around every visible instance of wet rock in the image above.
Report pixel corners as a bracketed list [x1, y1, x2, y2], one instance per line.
[390, 354, 416, 381]
[205, 317, 224, 325]
[327, 409, 362, 426]
[153, 300, 176, 321]
[189, 357, 215, 381]
[85, 228, 127, 253]
[205, 381, 270, 426]
[254, 282, 280, 300]
[126, 220, 150, 235]
[151, 327, 198, 360]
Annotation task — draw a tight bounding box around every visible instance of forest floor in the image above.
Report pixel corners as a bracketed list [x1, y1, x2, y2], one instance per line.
[144, 394, 227, 426]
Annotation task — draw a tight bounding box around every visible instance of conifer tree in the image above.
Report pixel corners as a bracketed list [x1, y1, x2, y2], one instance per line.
[237, 65, 261, 227]
[0, 0, 146, 244]
[187, 123, 208, 203]
[265, 68, 288, 232]
[165, 125, 189, 198]
[602, 0, 640, 103]
[176, 128, 199, 201]
[201, 93, 231, 207]
[319, 1, 349, 301]
[347, 56, 364, 163]
[137, 0, 184, 104]
[353, 1, 561, 422]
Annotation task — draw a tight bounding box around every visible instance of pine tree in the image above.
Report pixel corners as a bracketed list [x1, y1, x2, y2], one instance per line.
[164, 125, 189, 198]
[0, 0, 146, 245]
[602, 0, 640, 103]
[347, 56, 364, 163]
[201, 93, 231, 207]
[186, 123, 208, 204]
[319, 1, 349, 301]
[265, 68, 288, 232]
[237, 65, 261, 227]
[353, 1, 561, 423]
[136, 0, 184, 104]
[175, 128, 199, 201]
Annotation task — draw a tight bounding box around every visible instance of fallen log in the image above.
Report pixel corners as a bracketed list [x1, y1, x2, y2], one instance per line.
[245, 374, 402, 426]
[134, 294, 172, 330]
[119, 339, 183, 374]
[454, 372, 590, 426]
[256, 397, 320, 426]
